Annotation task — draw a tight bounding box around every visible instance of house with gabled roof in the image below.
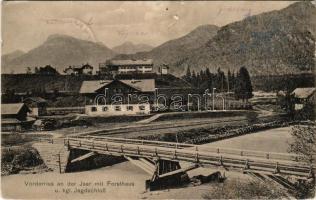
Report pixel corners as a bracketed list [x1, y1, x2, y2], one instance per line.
[23, 97, 47, 116]
[64, 63, 93, 75]
[80, 79, 156, 105]
[1, 103, 35, 131]
[291, 87, 316, 110]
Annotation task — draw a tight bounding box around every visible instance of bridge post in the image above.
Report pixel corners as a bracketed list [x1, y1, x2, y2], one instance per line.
[244, 159, 250, 170]
[147, 159, 188, 191]
[173, 150, 177, 160]
[67, 139, 70, 150]
[308, 165, 315, 179]
[195, 152, 199, 163]
[137, 146, 140, 155]
[219, 156, 223, 166]
[274, 162, 280, 174]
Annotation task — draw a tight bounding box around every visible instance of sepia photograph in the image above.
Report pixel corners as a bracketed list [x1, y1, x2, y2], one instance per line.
[1, 1, 316, 199]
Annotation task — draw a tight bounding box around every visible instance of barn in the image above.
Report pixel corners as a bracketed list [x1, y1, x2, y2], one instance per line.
[1, 103, 35, 132]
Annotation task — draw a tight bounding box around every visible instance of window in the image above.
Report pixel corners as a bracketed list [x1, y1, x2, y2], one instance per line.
[127, 106, 133, 111]
[115, 106, 121, 111]
[139, 105, 146, 111]
[102, 106, 108, 112]
[91, 107, 97, 112]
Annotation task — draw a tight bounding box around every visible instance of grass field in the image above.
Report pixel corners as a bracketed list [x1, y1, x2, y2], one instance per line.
[203, 126, 293, 153]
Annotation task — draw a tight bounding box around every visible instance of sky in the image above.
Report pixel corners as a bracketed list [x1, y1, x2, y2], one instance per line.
[2, 1, 296, 55]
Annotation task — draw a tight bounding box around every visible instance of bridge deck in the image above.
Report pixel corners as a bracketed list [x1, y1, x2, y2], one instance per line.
[65, 137, 314, 179]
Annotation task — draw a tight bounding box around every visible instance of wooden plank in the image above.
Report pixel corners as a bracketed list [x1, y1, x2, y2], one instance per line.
[124, 156, 154, 175]
[71, 152, 96, 163]
[158, 164, 198, 178]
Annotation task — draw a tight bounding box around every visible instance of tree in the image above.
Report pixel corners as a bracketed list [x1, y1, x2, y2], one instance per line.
[288, 125, 316, 164]
[184, 66, 192, 82]
[26, 67, 32, 74]
[191, 70, 197, 87]
[34, 67, 39, 74]
[214, 68, 227, 92]
[234, 67, 253, 101]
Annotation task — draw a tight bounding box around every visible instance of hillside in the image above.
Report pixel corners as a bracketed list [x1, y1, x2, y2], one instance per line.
[114, 24, 220, 74]
[2, 50, 25, 72]
[115, 2, 316, 76]
[2, 34, 116, 74]
[179, 1, 316, 75]
[112, 42, 153, 54]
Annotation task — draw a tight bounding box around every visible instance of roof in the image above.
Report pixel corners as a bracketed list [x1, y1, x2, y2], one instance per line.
[2, 103, 30, 115]
[80, 80, 112, 93]
[23, 97, 47, 103]
[120, 79, 155, 92]
[107, 59, 153, 66]
[1, 118, 21, 124]
[80, 79, 156, 94]
[291, 87, 316, 99]
[81, 64, 93, 69]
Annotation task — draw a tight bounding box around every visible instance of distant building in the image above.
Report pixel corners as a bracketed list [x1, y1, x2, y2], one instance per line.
[35, 65, 59, 75]
[98, 62, 108, 75]
[159, 64, 169, 75]
[64, 66, 75, 75]
[23, 97, 47, 116]
[1, 103, 34, 131]
[64, 63, 93, 75]
[291, 87, 316, 110]
[101, 59, 153, 76]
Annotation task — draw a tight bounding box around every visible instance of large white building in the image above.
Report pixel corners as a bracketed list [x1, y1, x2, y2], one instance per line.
[100, 59, 153, 76]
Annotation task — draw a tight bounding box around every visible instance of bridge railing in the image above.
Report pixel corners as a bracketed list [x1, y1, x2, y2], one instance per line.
[196, 146, 305, 163]
[70, 135, 195, 149]
[65, 137, 313, 178]
[67, 136, 306, 163]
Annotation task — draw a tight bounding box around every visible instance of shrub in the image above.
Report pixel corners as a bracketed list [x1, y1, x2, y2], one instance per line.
[202, 179, 288, 199]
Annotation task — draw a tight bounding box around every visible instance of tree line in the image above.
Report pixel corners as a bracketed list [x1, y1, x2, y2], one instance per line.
[182, 66, 253, 101]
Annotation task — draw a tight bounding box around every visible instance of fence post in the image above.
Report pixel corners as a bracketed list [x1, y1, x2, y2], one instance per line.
[219, 156, 223, 165]
[274, 162, 280, 174]
[195, 152, 199, 163]
[58, 153, 61, 174]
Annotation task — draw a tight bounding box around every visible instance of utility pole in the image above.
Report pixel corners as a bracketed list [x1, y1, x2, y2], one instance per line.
[212, 88, 216, 111]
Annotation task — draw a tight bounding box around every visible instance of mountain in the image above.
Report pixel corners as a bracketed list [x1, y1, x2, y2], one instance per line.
[178, 1, 316, 76]
[115, 2, 316, 76]
[2, 34, 116, 74]
[2, 50, 25, 71]
[112, 42, 153, 54]
[113, 24, 220, 73]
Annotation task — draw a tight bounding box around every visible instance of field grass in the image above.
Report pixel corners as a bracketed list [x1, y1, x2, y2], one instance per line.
[202, 179, 288, 199]
[155, 110, 249, 122]
[1, 144, 47, 176]
[1, 133, 52, 147]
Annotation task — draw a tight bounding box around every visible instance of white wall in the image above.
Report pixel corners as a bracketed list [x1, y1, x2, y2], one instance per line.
[85, 104, 150, 116]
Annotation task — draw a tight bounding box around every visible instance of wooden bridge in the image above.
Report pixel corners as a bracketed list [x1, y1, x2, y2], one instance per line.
[64, 136, 315, 186]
